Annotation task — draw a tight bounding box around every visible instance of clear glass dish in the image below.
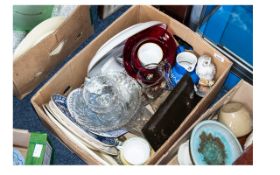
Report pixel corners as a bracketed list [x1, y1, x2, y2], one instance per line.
[67, 72, 142, 132]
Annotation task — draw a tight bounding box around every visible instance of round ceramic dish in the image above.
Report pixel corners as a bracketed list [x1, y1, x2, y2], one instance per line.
[137, 42, 164, 66]
[87, 21, 163, 73]
[218, 102, 252, 137]
[118, 137, 151, 165]
[123, 25, 177, 78]
[67, 72, 141, 132]
[190, 120, 243, 165]
[14, 16, 66, 59]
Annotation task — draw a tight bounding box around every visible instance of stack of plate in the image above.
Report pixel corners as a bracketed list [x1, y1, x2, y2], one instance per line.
[43, 94, 128, 156]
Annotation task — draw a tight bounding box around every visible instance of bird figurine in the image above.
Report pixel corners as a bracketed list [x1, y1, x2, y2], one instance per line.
[196, 55, 216, 81]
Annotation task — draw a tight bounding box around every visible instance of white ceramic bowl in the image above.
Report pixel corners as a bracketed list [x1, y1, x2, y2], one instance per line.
[137, 42, 163, 66]
[218, 102, 253, 137]
[119, 137, 151, 165]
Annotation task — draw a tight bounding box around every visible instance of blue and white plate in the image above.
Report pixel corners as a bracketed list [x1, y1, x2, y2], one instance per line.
[13, 148, 25, 165]
[51, 94, 123, 146]
[190, 120, 243, 165]
[94, 128, 127, 138]
[52, 94, 127, 138]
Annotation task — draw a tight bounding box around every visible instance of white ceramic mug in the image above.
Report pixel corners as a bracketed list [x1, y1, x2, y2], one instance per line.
[117, 137, 152, 165]
[137, 42, 163, 67]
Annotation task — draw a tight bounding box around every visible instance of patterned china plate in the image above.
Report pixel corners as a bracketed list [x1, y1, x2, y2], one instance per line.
[52, 94, 127, 138]
[13, 148, 25, 165]
[50, 94, 120, 146]
[43, 104, 118, 156]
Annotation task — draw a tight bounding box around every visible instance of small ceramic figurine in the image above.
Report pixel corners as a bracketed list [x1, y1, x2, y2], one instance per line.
[196, 55, 216, 81]
[194, 78, 216, 97]
[194, 55, 216, 97]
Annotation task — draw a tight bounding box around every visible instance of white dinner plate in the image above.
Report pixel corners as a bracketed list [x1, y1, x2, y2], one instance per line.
[87, 21, 164, 73]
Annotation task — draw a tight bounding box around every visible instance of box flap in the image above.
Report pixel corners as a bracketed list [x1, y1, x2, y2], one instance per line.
[13, 129, 30, 148]
[13, 5, 93, 99]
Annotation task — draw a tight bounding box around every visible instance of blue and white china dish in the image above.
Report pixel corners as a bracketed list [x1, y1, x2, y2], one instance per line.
[51, 94, 120, 146]
[13, 148, 25, 165]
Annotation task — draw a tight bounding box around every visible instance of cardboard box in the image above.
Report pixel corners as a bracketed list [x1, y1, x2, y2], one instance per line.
[13, 6, 94, 99]
[13, 129, 53, 165]
[31, 5, 232, 164]
[157, 80, 253, 165]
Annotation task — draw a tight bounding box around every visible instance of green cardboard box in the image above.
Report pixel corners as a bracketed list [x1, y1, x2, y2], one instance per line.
[13, 129, 53, 165]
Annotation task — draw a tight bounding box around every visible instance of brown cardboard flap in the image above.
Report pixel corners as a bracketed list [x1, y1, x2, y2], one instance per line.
[13, 129, 30, 148]
[167, 154, 179, 165]
[231, 81, 253, 113]
[13, 5, 93, 99]
[14, 146, 28, 158]
[31, 5, 232, 165]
